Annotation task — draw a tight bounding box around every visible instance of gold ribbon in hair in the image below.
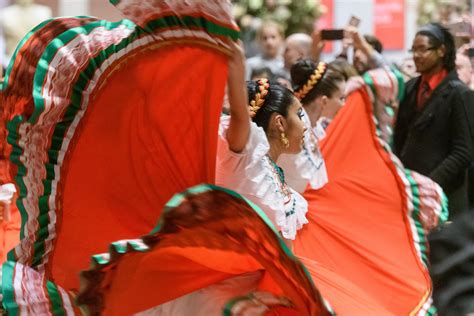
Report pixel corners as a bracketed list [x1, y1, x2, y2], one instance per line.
[294, 62, 328, 101]
[249, 78, 270, 118]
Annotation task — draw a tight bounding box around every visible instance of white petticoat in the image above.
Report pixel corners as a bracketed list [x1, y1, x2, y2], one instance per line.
[0, 183, 16, 202]
[136, 272, 263, 316]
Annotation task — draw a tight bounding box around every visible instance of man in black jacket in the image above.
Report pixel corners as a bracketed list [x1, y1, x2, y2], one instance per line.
[394, 23, 473, 216]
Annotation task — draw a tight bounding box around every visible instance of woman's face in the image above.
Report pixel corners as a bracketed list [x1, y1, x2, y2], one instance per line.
[284, 98, 307, 154]
[321, 80, 346, 119]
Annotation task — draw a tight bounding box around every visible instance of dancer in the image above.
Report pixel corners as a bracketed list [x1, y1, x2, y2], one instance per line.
[1, 1, 449, 315]
[217, 79, 308, 242]
[76, 47, 396, 316]
[291, 60, 346, 142]
[115, 37, 322, 314]
[0, 1, 262, 314]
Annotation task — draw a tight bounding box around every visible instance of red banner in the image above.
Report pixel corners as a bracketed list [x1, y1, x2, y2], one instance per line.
[317, 0, 334, 52]
[374, 0, 405, 50]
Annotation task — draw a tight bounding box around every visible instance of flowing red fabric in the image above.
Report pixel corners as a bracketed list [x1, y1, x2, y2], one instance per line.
[76, 187, 329, 316]
[0, 160, 19, 263]
[48, 46, 228, 289]
[73, 88, 431, 316]
[0, 204, 20, 263]
[294, 89, 431, 314]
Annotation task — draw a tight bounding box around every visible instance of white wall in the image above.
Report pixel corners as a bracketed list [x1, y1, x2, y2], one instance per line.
[58, 0, 88, 16]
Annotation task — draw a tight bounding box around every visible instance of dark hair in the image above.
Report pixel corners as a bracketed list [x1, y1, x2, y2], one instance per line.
[290, 59, 345, 105]
[247, 81, 296, 131]
[364, 35, 383, 53]
[417, 23, 456, 71]
[250, 66, 274, 81]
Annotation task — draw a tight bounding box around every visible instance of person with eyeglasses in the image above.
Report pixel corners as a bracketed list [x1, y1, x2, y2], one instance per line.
[393, 23, 473, 217]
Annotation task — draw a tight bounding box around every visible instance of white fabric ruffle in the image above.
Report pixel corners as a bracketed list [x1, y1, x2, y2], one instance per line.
[216, 115, 308, 240]
[279, 109, 328, 193]
[137, 272, 263, 316]
[0, 183, 16, 202]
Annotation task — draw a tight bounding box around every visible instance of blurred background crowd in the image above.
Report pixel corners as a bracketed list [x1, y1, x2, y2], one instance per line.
[231, 0, 472, 87]
[0, 1, 473, 314]
[1, 0, 470, 88]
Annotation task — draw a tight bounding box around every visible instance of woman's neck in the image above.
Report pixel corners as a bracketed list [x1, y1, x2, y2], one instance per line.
[304, 103, 322, 127]
[267, 139, 283, 162]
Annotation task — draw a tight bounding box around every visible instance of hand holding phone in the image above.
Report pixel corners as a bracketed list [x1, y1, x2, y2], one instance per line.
[321, 29, 345, 41]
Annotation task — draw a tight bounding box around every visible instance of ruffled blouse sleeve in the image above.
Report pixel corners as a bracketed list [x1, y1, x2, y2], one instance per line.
[216, 115, 308, 240]
[216, 115, 270, 182]
[0, 183, 16, 202]
[406, 170, 449, 232]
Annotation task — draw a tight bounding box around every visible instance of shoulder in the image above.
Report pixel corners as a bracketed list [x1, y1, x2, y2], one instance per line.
[448, 77, 470, 93]
[448, 80, 474, 116]
[405, 76, 420, 90]
[218, 115, 269, 160]
[441, 76, 472, 106]
[399, 76, 419, 107]
[268, 57, 284, 69]
[400, 76, 420, 102]
[246, 56, 262, 66]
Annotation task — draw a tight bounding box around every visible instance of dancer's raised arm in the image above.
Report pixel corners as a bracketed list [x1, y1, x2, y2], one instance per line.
[226, 40, 250, 153]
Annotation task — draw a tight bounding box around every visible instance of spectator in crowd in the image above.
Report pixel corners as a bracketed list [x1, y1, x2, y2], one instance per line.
[398, 56, 419, 81]
[456, 50, 474, 207]
[329, 58, 358, 81]
[456, 52, 472, 87]
[245, 20, 285, 80]
[341, 27, 388, 75]
[283, 33, 312, 78]
[291, 59, 346, 138]
[437, 0, 462, 25]
[393, 23, 473, 216]
[250, 66, 274, 81]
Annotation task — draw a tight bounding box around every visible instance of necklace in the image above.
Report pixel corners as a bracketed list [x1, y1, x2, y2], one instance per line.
[267, 155, 285, 184]
[266, 155, 291, 202]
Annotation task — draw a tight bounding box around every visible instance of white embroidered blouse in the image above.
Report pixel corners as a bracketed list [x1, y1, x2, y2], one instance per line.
[216, 115, 308, 240]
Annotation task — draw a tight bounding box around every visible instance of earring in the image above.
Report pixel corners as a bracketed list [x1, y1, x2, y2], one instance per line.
[280, 132, 290, 148]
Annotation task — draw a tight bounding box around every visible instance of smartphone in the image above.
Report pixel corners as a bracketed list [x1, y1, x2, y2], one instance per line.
[321, 29, 344, 41]
[348, 15, 361, 27]
[468, 47, 474, 58]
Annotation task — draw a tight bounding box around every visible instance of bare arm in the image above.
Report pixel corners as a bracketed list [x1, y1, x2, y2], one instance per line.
[226, 40, 250, 153]
[346, 26, 389, 70]
[346, 26, 374, 58]
[310, 30, 325, 62]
